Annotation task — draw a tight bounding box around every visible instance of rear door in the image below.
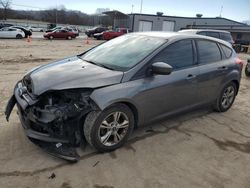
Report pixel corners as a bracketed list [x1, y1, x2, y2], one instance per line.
[8, 28, 17, 38]
[195, 39, 227, 103]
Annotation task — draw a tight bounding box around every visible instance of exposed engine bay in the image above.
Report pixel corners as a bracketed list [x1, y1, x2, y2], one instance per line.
[6, 81, 98, 162]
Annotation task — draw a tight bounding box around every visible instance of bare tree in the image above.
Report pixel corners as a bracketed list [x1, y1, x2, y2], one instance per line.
[0, 0, 11, 20]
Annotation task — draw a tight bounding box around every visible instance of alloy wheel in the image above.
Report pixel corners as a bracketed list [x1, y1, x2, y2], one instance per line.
[98, 111, 129, 146]
[221, 85, 235, 109]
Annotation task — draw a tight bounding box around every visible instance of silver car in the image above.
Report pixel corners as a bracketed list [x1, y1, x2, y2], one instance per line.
[5, 32, 242, 161]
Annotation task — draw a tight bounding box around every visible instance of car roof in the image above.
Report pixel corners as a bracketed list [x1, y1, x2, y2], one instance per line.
[130, 32, 232, 47]
[179, 29, 230, 34]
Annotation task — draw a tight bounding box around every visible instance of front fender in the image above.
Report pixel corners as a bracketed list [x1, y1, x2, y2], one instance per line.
[90, 82, 143, 125]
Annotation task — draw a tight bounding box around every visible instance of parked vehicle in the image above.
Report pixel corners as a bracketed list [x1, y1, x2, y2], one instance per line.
[43, 29, 76, 40]
[85, 26, 108, 37]
[45, 26, 64, 33]
[246, 58, 250, 77]
[179, 29, 234, 45]
[10, 26, 32, 38]
[67, 27, 79, 37]
[0, 23, 13, 29]
[95, 28, 129, 40]
[0, 27, 25, 39]
[233, 39, 250, 53]
[28, 26, 45, 32]
[5, 32, 243, 161]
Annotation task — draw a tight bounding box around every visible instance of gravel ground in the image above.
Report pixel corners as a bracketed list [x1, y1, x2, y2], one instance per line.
[0, 37, 250, 188]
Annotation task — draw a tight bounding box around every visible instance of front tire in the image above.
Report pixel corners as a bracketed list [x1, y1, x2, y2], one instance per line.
[84, 104, 134, 152]
[214, 82, 237, 112]
[49, 35, 53, 40]
[245, 65, 250, 77]
[67, 36, 72, 40]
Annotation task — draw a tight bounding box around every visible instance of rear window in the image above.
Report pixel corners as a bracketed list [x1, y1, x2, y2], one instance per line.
[206, 31, 220, 39]
[220, 32, 233, 42]
[198, 31, 207, 36]
[197, 40, 221, 64]
[220, 44, 232, 58]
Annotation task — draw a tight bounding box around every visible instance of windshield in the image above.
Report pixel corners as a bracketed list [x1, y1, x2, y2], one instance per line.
[80, 34, 166, 71]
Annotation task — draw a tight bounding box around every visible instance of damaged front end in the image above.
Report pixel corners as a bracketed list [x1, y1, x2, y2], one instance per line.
[5, 79, 98, 162]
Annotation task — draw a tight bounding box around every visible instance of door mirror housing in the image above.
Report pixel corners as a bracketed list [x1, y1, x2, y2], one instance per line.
[151, 62, 173, 75]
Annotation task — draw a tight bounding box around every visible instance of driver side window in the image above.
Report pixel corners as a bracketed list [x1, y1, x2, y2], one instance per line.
[151, 39, 194, 70]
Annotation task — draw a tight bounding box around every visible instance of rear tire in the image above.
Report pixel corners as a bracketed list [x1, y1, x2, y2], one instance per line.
[16, 34, 23, 39]
[214, 82, 237, 112]
[84, 104, 134, 152]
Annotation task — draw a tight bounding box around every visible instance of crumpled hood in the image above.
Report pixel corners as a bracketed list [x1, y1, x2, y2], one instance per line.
[28, 56, 123, 95]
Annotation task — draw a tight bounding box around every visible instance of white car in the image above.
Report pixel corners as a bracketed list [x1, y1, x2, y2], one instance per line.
[28, 26, 45, 32]
[0, 27, 25, 39]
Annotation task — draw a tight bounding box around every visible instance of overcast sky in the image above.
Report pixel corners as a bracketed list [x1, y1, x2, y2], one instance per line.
[11, 0, 250, 22]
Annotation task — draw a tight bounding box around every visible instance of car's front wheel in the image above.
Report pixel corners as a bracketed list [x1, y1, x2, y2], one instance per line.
[84, 104, 134, 152]
[214, 82, 237, 112]
[245, 65, 250, 77]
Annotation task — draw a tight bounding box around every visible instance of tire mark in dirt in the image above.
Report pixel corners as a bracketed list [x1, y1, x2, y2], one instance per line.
[207, 115, 250, 139]
[180, 128, 250, 154]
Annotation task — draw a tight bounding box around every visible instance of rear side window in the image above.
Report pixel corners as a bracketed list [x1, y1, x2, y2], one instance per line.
[198, 31, 207, 36]
[221, 44, 232, 58]
[197, 40, 221, 64]
[152, 39, 194, 70]
[220, 33, 233, 42]
[206, 31, 220, 39]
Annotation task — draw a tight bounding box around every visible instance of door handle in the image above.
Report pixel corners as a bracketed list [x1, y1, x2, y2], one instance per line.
[217, 66, 228, 71]
[186, 74, 196, 80]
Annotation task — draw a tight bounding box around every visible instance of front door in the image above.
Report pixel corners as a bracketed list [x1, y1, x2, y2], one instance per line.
[134, 39, 199, 123]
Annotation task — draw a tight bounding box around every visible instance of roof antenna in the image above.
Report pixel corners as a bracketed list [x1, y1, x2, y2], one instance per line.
[219, 5, 223, 17]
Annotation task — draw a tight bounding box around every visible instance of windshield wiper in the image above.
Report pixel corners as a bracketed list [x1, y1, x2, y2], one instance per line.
[81, 59, 115, 70]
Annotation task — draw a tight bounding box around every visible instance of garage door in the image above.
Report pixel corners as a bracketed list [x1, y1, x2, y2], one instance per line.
[139, 21, 152, 32]
[162, 21, 175, 31]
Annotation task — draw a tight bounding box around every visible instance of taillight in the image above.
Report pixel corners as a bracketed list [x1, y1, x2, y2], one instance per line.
[236, 57, 244, 70]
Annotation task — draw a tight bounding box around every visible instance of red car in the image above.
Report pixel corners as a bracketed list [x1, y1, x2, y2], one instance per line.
[97, 28, 129, 40]
[44, 29, 76, 40]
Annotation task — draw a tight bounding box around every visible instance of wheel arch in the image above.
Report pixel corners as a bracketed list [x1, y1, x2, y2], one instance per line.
[231, 79, 239, 95]
[90, 96, 140, 128]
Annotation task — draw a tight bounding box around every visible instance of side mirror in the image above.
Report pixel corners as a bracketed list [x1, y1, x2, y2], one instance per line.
[151, 62, 173, 75]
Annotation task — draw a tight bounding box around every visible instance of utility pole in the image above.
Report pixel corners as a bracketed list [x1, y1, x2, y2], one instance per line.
[55, 0, 58, 25]
[140, 0, 143, 14]
[219, 5, 223, 17]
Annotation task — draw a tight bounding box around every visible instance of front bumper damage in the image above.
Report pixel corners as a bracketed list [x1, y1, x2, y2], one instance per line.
[5, 82, 95, 162]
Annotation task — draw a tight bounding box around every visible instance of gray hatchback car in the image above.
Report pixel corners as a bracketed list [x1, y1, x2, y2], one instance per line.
[5, 32, 243, 161]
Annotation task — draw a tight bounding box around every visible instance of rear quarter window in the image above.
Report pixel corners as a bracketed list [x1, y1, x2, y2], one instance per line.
[220, 44, 233, 58]
[196, 40, 221, 64]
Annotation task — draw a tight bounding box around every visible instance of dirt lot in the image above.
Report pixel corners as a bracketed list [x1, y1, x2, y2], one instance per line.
[0, 38, 250, 188]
